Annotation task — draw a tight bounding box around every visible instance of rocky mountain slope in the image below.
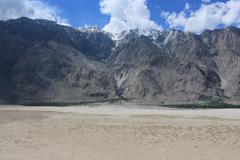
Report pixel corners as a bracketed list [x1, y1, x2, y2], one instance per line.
[0, 17, 240, 105]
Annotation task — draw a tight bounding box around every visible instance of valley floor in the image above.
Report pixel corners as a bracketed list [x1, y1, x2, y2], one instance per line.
[0, 105, 240, 160]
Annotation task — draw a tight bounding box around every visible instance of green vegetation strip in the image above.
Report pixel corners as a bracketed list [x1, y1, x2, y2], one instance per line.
[21, 98, 131, 107]
[162, 103, 240, 109]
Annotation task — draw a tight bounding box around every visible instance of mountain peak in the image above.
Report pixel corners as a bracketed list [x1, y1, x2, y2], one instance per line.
[1, 18, 240, 104]
[78, 25, 104, 33]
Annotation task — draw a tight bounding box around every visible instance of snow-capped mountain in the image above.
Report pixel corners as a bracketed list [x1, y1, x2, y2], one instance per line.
[0, 17, 240, 105]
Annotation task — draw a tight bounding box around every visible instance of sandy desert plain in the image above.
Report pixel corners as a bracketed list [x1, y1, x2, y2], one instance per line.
[0, 104, 240, 160]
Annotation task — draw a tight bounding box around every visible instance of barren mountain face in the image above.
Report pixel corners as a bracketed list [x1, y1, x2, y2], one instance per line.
[0, 18, 239, 105]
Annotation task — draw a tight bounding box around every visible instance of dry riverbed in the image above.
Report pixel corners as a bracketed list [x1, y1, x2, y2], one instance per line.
[0, 105, 240, 160]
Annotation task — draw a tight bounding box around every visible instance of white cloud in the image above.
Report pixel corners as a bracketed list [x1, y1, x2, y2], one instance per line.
[0, 0, 69, 26]
[202, 0, 211, 3]
[162, 0, 240, 34]
[100, 0, 162, 34]
[184, 3, 191, 10]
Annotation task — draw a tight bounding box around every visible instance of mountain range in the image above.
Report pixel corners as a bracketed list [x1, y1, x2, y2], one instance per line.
[0, 17, 240, 105]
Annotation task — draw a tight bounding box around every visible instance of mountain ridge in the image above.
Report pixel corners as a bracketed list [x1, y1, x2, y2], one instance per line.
[0, 17, 240, 105]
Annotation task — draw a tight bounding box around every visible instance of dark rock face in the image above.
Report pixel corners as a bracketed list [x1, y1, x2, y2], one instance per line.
[0, 18, 240, 105]
[0, 18, 116, 104]
[0, 17, 115, 60]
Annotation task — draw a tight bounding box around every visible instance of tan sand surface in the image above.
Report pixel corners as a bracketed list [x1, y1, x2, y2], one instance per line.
[0, 105, 240, 160]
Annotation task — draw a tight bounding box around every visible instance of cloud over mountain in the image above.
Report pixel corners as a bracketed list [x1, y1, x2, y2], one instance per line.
[100, 0, 161, 34]
[162, 0, 240, 34]
[0, 0, 69, 25]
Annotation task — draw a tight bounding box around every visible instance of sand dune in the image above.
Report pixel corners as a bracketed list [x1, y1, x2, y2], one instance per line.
[0, 105, 240, 160]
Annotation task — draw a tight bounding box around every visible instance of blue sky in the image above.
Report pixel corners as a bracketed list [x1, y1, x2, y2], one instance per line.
[45, 0, 108, 28]
[43, 0, 229, 28]
[0, 0, 239, 34]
